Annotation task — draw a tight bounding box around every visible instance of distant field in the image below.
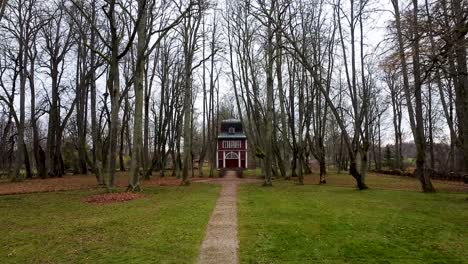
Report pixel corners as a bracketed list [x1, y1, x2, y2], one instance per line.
[304, 172, 468, 193]
[239, 167, 468, 193]
[0, 184, 220, 263]
[1, 167, 466, 195]
[238, 182, 468, 264]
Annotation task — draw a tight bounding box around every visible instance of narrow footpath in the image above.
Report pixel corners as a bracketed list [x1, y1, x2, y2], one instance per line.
[196, 171, 259, 264]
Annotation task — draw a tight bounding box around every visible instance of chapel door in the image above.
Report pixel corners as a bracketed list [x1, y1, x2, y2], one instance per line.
[225, 152, 239, 168]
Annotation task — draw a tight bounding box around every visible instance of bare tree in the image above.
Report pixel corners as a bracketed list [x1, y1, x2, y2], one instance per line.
[390, 0, 435, 192]
[41, 0, 75, 177]
[382, 57, 404, 170]
[0, 0, 42, 181]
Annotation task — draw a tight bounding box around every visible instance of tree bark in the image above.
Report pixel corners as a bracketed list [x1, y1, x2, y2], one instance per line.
[128, 0, 147, 191]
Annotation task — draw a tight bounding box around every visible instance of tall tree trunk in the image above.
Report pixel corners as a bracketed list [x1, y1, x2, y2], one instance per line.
[182, 60, 193, 185]
[427, 83, 435, 169]
[263, 3, 274, 186]
[76, 42, 88, 175]
[451, 0, 468, 173]
[28, 47, 45, 178]
[47, 59, 61, 177]
[181, 10, 202, 185]
[392, 0, 435, 192]
[119, 96, 129, 172]
[411, 0, 435, 192]
[89, 0, 103, 184]
[13, 33, 27, 182]
[128, 0, 147, 191]
[106, 0, 121, 189]
[275, 19, 290, 179]
[143, 61, 151, 179]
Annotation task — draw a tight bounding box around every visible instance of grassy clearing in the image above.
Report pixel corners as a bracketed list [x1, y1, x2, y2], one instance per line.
[238, 182, 468, 264]
[0, 184, 220, 264]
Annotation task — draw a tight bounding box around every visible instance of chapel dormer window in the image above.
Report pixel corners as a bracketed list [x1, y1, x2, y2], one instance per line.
[228, 127, 235, 134]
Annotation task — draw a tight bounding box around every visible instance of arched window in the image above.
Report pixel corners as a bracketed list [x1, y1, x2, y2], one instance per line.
[228, 127, 235, 134]
[225, 151, 239, 159]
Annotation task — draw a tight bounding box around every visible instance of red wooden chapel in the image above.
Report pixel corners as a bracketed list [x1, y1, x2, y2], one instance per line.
[217, 119, 247, 169]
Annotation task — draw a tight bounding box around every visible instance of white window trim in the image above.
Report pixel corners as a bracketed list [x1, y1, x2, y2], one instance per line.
[222, 140, 241, 149]
[245, 151, 248, 169]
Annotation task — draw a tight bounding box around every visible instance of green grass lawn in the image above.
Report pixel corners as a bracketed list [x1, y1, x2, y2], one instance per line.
[238, 182, 468, 264]
[243, 168, 263, 178]
[0, 184, 220, 264]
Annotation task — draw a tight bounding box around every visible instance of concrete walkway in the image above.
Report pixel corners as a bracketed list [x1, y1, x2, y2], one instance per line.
[196, 172, 260, 264]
